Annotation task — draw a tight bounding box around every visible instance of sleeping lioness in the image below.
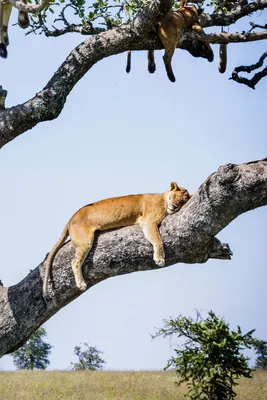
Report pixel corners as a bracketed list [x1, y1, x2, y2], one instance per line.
[43, 182, 191, 294]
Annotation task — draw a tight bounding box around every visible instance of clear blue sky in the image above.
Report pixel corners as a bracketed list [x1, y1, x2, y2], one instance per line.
[0, 7, 266, 370]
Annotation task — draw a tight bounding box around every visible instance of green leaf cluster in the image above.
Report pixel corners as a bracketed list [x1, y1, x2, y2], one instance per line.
[70, 342, 105, 370]
[154, 311, 255, 400]
[252, 339, 267, 370]
[11, 327, 52, 370]
[29, 0, 209, 35]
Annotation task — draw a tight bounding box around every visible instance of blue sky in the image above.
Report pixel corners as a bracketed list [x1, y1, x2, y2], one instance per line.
[0, 6, 267, 370]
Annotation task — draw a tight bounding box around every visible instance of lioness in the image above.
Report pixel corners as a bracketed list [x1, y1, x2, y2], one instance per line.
[126, 1, 214, 82]
[0, 0, 29, 58]
[43, 182, 191, 294]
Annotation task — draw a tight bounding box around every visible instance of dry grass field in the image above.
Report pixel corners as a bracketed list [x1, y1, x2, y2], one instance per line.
[1, 369, 267, 399]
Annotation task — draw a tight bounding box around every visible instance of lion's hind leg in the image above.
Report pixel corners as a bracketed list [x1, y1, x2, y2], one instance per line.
[158, 27, 177, 82]
[70, 228, 95, 291]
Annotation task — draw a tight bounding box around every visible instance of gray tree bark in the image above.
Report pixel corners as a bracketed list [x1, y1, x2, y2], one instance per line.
[0, 158, 266, 356]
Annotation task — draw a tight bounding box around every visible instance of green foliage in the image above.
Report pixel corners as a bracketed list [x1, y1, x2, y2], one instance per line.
[28, 0, 208, 35]
[70, 342, 105, 370]
[206, 0, 237, 13]
[252, 339, 267, 369]
[153, 311, 255, 400]
[11, 327, 52, 370]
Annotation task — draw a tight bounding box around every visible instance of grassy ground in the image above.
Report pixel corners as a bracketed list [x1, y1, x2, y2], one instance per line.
[1, 369, 267, 399]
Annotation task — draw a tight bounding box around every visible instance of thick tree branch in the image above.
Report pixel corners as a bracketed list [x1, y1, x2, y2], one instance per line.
[1, 0, 267, 142]
[0, 159, 267, 356]
[0, 0, 215, 148]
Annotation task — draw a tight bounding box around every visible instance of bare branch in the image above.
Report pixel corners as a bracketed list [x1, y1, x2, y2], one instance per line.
[0, 158, 266, 356]
[44, 24, 106, 37]
[245, 21, 267, 36]
[230, 51, 267, 89]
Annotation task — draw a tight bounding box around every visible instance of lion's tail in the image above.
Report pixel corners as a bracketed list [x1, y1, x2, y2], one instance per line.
[218, 43, 227, 74]
[43, 224, 69, 295]
[126, 50, 131, 73]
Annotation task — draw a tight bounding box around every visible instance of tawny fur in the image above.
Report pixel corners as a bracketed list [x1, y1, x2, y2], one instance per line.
[0, 0, 29, 58]
[43, 182, 191, 294]
[126, 1, 213, 82]
[156, 4, 213, 82]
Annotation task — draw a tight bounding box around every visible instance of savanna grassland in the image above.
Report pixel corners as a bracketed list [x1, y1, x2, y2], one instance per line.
[1, 369, 267, 399]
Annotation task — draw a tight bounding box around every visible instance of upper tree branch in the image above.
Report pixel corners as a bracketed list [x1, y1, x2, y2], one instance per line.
[1, 0, 213, 148]
[1, 0, 267, 145]
[0, 159, 267, 356]
[201, 0, 267, 27]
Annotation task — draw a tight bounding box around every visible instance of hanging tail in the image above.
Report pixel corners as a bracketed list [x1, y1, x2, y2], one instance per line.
[147, 50, 156, 73]
[218, 43, 227, 74]
[0, 43, 7, 58]
[126, 50, 131, 73]
[43, 224, 69, 295]
[0, 0, 7, 58]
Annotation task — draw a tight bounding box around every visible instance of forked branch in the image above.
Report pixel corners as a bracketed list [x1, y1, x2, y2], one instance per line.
[230, 51, 267, 89]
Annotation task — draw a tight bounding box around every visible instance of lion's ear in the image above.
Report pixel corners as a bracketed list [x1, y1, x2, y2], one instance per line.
[170, 182, 180, 191]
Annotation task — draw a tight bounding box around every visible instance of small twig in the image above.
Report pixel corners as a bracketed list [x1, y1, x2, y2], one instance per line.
[244, 21, 267, 38]
[0, 86, 7, 110]
[54, 4, 74, 26]
[87, 4, 124, 9]
[45, 24, 106, 37]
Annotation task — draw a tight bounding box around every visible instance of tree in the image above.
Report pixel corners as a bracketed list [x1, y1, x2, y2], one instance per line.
[11, 327, 52, 370]
[1, 0, 267, 141]
[0, 157, 267, 356]
[153, 311, 255, 400]
[0, 0, 266, 360]
[252, 338, 267, 369]
[70, 343, 105, 370]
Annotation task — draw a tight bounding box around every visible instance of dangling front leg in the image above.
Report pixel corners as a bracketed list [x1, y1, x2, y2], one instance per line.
[140, 220, 165, 267]
[71, 229, 95, 291]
